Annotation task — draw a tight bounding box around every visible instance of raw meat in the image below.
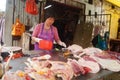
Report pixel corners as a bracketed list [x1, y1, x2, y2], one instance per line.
[78, 57, 100, 73]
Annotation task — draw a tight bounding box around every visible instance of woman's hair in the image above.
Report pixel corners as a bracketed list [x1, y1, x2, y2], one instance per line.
[44, 13, 56, 20]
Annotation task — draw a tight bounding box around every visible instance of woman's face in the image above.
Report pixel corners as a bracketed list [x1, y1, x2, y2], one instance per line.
[45, 17, 55, 26]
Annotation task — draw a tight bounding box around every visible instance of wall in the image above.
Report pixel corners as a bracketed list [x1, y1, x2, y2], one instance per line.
[4, 0, 13, 46]
[75, 0, 120, 39]
[103, 1, 120, 38]
[72, 0, 102, 15]
[4, 0, 40, 46]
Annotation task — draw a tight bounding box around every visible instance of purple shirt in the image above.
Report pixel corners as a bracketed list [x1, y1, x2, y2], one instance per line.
[32, 23, 60, 50]
[32, 23, 60, 41]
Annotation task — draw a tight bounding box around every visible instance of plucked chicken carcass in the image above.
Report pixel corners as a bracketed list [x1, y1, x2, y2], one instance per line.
[25, 58, 55, 80]
[2, 70, 31, 80]
[50, 61, 74, 80]
[25, 58, 74, 80]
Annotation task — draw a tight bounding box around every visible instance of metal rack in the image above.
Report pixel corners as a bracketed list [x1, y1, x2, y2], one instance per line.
[85, 14, 111, 37]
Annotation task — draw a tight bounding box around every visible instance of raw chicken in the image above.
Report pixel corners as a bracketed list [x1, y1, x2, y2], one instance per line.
[25, 59, 74, 80]
[2, 70, 31, 80]
[50, 61, 74, 80]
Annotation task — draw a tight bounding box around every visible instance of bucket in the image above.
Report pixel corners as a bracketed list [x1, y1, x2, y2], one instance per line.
[39, 40, 53, 50]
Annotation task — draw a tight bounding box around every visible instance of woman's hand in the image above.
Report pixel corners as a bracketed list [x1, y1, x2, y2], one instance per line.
[34, 38, 41, 42]
[32, 37, 42, 43]
[58, 41, 67, 48]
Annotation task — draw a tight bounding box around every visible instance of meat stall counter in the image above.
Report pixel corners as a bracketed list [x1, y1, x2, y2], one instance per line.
[4, 50, 120, 80]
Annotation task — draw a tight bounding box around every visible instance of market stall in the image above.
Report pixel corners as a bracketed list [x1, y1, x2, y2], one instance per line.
[1, 48, 120, 80]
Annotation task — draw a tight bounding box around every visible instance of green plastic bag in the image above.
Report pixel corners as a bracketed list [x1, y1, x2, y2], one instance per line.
[96, 34, 108, 50]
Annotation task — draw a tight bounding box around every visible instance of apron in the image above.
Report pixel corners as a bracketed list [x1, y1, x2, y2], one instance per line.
[34, 23, 54, 50]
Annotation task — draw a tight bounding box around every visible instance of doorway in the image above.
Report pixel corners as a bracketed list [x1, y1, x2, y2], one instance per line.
[44, 0, 85, 46]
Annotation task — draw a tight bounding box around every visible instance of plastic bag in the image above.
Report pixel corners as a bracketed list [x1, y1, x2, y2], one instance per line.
[25, 0, 38, 15]
[92, 34, 108, 50]
[97, 34, 108, 50]
[11, 18, 25, 36]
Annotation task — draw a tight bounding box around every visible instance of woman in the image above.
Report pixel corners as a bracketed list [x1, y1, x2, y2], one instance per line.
[32, 14, 66, 50]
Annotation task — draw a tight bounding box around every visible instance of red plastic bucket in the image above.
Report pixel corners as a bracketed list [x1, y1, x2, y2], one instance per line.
[39, 40, 53, 50]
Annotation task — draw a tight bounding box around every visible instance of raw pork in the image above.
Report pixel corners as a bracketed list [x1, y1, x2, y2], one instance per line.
[91, 55, 120, 72]
[67, 44, 83, 53]
[78, 57, 100, 73]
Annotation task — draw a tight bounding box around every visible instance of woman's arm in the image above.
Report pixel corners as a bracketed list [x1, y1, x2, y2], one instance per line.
[32, 24, 41, 42]
[53, 27, 60, 43]
[53, 27, 66, 47]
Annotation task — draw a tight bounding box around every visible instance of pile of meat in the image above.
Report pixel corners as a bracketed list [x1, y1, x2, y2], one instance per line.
[67, 44, 120, 72]
[2, 44, 120, 80]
